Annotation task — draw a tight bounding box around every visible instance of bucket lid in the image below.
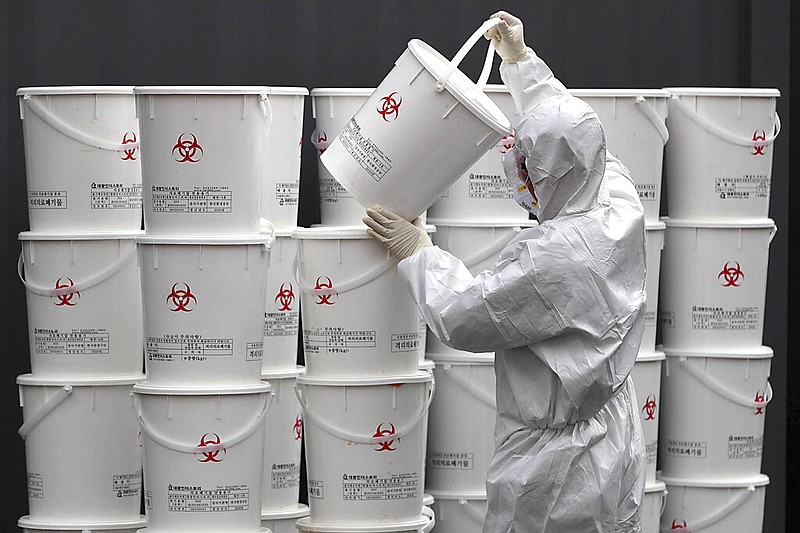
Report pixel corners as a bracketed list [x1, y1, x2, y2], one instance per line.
[661, 216, 776, 230]
[296, 515, 431, 532]
[16, 373, 145, 387]
[659, 473, 770, 489]
[408, 39, 512, 135]
[133, 382, 272, 396]
[426, 489, 488, 500]
[263, 86, 309, 96]
[636, 350, 666, 362]
[294, 224, 435, 240]
[18, 230, 143, 241]
[426, 218, 538, 229]
[645, 480, 667, 493]
[297, 370, 433, 387]
[134, 86, 271, 95]
[17, 86, 135, 96]
[136, 234, 273, 245]
[660, 345, 774, 360]
[571, 88, 670, 98]
[310, 87, 375, 97]
[645, 220, 666, 231]
[261, 503, 310, 521]
[664, 87, 780, 98]
[18, 516, 147, 530]
[427, 351, 495, 364]
[261, 365, 306, 380]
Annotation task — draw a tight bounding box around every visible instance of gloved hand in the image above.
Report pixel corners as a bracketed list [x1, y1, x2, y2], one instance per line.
[363, 206, 432, 262]
[484, 11, 527, 63]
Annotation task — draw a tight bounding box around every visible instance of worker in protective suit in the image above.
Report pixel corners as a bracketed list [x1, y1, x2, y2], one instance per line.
[363, 10, 647, 533]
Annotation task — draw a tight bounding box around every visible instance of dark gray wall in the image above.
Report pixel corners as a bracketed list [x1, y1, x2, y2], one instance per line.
[1, 1, 790, 531]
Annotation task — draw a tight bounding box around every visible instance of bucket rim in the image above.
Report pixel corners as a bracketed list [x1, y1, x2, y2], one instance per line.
[571, 88, 671, 98]
[17, 515, 147, 530]
[263, 86, 309, 96]
[133, 85, 272, 94]
[297, 370, 433, 387]
[310, 87, 376, 97]
[16, 373, 145, 387]
[645, 480, 667, 493]
[17, 86, 135, 96]
[294, 224, 435, 239]
[659, 473, 770, 488]
[645, 221, 667, 231]
[423, 493, 435, 505]
[19, 230, 143, 241]
[483, 84, 510, 93]
[261, 365, 306, 380]
[661, 216, 776, 229]
[664, 87, 780, 98]
[425, 489, 488, 500]
[136, 234, 272, 245]
[659, 344, 774, 359]
[419, 360, 436, 371]
[426, 218, 538, 228]
[261, 503, 310, 521]
[133, 382, 272, 396]
[426, 351, 495, 364]
[295, 514, 431, 532]
[407, 39, 512, 135]
[636, 350, 666, 362]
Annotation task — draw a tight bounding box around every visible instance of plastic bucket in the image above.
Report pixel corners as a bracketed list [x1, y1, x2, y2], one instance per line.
[18, 232, 143, 377]
[260, 367, 306, 512]
[658, 218, 776, 350]
[293, 226, 428, 378]
[664, 88, 780, 221]
[425, 352, 495, 493]
[427, 490, 487, 533]
[571, 90, 670, 223]
[138, 234, 272, 386]
[17, 516, 147, 533]
[262, 227, 301, 371]
[262, 87, 308, 227]
[295, 372, 434, 525]
[630, 351, 665, 484]
[261, 505, 310, 533]
[138, 529, 270, 533]
[134, 86, 273, 236]
[642, 221, 666, 354]
[641, 480, 667, 533]
[295, 507, 434, 533]
[659, 346, 772, 481]
[134, 382, 273, 533]
[660, 474, 769, 532]
[17, 374, 145, 523]
[320, 20, 512, 221]
[17, 87, 142, 234]
[427, 85, 527, 224]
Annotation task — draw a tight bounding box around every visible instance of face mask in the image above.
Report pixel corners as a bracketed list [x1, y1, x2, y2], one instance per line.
[502, 147, 539, 217]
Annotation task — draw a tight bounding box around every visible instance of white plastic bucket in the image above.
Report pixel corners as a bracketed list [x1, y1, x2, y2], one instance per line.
[134, 382, 273, 533]
[295, 507, 434, 533]
[293, 226, 428, 378]
[262, 228, 300, 371]
[658, 218, 776, 350]
[425, 352, 495, 493]
[571, 90, 670, 223]
[261, 505, 310, 533]
[641, 480, 667, 533]
[427, 490, 487, 533]
[295, 372, 434, 525]
[660, 474, 769, 533]
[17, 374, 145, 523]
[642, 222, 666, 354]
[262, 87, 308, 227]
[18, 232, 143, 377]
[260, 367, 306, 512]
[630, 351, 665, 484]
[17, 516, 147, 533]
[659, 346, 772, 481]
[138, 234, 272, 386]
[134, 86, 273, 236]
[17, 87, 142, 234]
[320, 20, 512, 221]
[427, 85, 527, 224]
[664, 88, 780, 221]
[138, 529, 270, 533]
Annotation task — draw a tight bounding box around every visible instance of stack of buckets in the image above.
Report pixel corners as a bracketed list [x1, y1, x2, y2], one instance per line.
[16, 86, 147, 533]
[656, 88, 780, 532]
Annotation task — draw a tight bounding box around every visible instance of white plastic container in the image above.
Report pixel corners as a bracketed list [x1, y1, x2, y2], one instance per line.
[664, 88, 780, 221]
[17, 374, 145, 523]
[17, 86, 142, 234]
[134, 86, 273, 236]
[659, 218, 776, 350]
[262, 228, 300, 371]
[134, 382, 273, 533]
[427, 491, 487, 533]
[17, 516, 147, 533]
[137, 234, 271, 386]
[18, 232, 143, 377]
[571, 90, 670, 223]
[261, 505, 310, 533]
[659, 346, 772, 481]
[660, 474, 769, 533]
[262, 87, 308, 227]
[642, 221, 665, 354]
[260, 367, 305, 512]
[295, 507, 434, 533]
[320, 20, 512, 221]
[295, 372, 434, 525]
[425, 352, 495, 493]
[630, 351, 665, 484]
[641, 480, 667, 533]
[293, 226, 427, 378]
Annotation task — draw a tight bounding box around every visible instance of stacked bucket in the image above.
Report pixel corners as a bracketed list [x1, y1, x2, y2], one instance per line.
[656, 88, 780, 532]
[16, 87, 147, 533]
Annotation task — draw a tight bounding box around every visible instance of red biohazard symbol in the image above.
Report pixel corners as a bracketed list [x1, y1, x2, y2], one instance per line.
[172, 133, 204, 163]
[293, 414, 303, 441]
[53, 277, 80, 307]
[670, 519, 688, 530]
[752, 130, 766, 156]
[120, 131, 138, 161]
[166, 282, 197, 312]
[499, 132, 515, 154]
[275, 282, 295, 311]
[315, 131, 328, 154]
[314, 276, 337, 305]
[196, 433, 225, 463]
[641, 394, 657, 421]
[377, 92, 402, 122]
[754, 390, 766, 415]
[373, 422, 397, 452]
[718, 262, 745, 287]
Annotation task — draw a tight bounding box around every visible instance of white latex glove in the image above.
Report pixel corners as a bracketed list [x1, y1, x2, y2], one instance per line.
[484, 11, 527, 63]
[363, 206, 432, 262]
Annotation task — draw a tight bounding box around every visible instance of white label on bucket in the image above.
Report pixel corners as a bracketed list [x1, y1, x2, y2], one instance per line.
[341, 472, 418, 501]
[151, 186, 232, 214]
[664, 439, 707, 459]
[645, 442, 658, 465]
[167, 484, 250, 512]
[147, 336, 234, 362]
[27, 473, 44, 499]
[303, 328, 377, 354]
[308, 480, 324, 499]
[391, 333, 421, 353]
[339, 118, 392, 183]
[428, 452, 474, 470]
[91, 182, 143, 209]
[113, 471, 142, 498]
[645, 311, 656, 328]
[468, 173, 513, 199]
[660, 311, 675, 328]
[271, 462, 300, 489]
[34, 327, 110, 355]
[246, 341, 263, 361]
[715, 174, 770, 200]
[691, 306, 759, 330]
[276, 183, 299, 206]
[728, 435, 763, 459]
[28, 190, 67, 209]
[635, 183, 658, 202]
[265, 311, 299, 337]
[145, 490, 153, 510]
[319, 176, 352, 200]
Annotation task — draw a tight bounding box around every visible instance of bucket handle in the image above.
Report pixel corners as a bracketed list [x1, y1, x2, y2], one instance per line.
[635, 96, 670, 144]
[460, 227, 520, 270]
[133, 391, 273, 454]
[421, 505, 436, 533]
[458, 498, 487, 524]
[435, 18, 501, 93]
[676, 356, 773, 411]
[440, 364, 496, 409]
[660, 487, 669, 516]
[22, 95, 140, 152]
[18, 243, 136, 297]
[295, 258, 396, 296]
[260, 93, 274, 137]
[293, 378, 435, 445]
[259, 217, 277, 251]
[18, 385, 73, 439]
[669, 95, 781, 148]
[659, 482, 757, 532]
